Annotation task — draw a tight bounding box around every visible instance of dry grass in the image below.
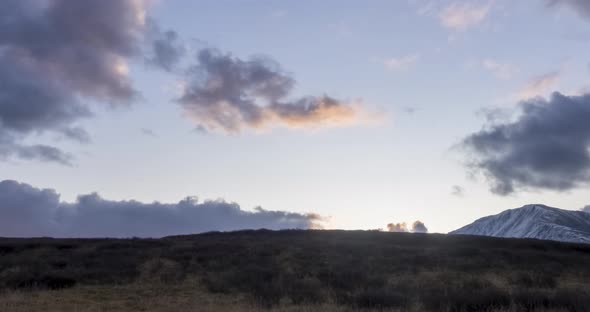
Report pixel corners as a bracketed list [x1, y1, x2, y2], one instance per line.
[1, 230, 590, 311]
[0, 284, 577, 312]
[0, 281, 351, 312]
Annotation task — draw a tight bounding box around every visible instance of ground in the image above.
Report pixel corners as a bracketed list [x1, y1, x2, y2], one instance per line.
[1, 230, 589, 311]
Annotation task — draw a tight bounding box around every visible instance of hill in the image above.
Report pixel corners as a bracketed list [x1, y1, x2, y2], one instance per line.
[1, 230, 590, 311]
[451, 204, 590, 244]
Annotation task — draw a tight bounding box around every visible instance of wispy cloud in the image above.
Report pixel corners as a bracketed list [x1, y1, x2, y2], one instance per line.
[577, 84, 590, 95]
[140, 128, 157, 137]
[451, 185, 465, 197]
[402, 106, 418, 114]
[383, 54, 420, 72]
[270, 9, 287, 19]
[145, 20, 186, 72]
[329, 20, 354, 37]
[416, 1, 437, 16]
[516, 71, 561, 100]
[548, 0, 590, 20]
[481, 59, 519, 79]
[439, 1, 493, 30]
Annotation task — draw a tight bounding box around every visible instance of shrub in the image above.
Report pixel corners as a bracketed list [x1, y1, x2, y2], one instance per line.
[421, 278, 511, 312]
[510, 272, 557, 289]
[2, 230, 590, 311]
[4, 270, 76, 290]
[139, 258, 185, 284]
[38, 275, 77, 289]
[288, 277, 326, 304]
[512, 289, 554, 310]
[354, 287, 409, 309]
[552, 288, 590, 312]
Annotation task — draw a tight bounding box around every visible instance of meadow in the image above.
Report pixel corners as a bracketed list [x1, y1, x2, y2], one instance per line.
[1, 230, 589, 311]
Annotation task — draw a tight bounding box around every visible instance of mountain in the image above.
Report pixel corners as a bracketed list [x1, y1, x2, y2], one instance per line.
[450, 204, 590, 244]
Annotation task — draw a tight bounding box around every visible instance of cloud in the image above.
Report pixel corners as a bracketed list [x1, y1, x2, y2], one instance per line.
[386, 220, 428, 233]
[329, 21, 354, 37]
[0, 132, 73, 165]
[416, 1, 437, 16]
[461, 92, 590, 195]
[0, 180, 322, 238]
[402, 107, 418, 114]
[411, 220, 428, 233]
[140, 128, 157, 137]
[0, 0, 148, 164]
[0, 53, 86, 164]
[1, 0, 144, 101]
[548, 0, 590, 20]
[145, 19, 185, 72]
[516, 71, 561, 100]
[383, 54, 420, 72]
[451, 185, 465, 197]
[62, 127, 91, 144]
[13, 144, 73, 166]
[481, 59, 519, 79]
[387, 222, 408, 232]
[178, 48, 372, 133]
[270, 10, 287, 19]
[439, 1, 492, 30]
[581, 205, 590, 213]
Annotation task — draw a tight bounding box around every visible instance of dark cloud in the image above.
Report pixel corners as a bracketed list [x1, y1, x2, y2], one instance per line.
[411, 220, 428, 233]
[0, 132, 72, 165]
[145, 19, 185, 72]
[178, 48, 370, 133]
[0, 0, 144, 101]
[13, 144, 73, 166]
[386, 220, 428, 233]
[0, 51, 88, 163]
[61, 127, 91, 144]
[1, 1, 372, 162]
[0, 180, 322, 238]
[0, 0, 147, 164]
[0, 51, 91, 133]
[461, 92, 590, 195]
[548, 0, 590, 19]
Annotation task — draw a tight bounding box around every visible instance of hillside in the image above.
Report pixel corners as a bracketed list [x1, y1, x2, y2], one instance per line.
[451, 204, 590, 244]
[1, 230, 590, 311]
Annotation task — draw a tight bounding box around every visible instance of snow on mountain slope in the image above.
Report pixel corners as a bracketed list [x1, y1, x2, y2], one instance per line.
[450, 204, 590, 244]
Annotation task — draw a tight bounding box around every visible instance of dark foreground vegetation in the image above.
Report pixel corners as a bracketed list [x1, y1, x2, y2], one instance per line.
[1, 230, 590, 311]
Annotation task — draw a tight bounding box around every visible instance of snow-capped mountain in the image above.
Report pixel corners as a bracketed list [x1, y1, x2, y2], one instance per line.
[450, 204, 590, 244]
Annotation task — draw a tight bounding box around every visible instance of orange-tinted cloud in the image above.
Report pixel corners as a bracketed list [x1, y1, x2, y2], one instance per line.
[179, 48, 374, 133]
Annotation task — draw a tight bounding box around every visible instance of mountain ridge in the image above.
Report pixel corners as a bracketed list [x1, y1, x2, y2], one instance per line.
[450, 204, 590, 244]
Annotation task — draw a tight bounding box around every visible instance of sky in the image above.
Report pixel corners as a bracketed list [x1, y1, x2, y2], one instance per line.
[2, 0, 590, 237]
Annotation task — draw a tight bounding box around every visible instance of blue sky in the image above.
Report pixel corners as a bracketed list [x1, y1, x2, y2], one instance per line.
[2, 0, 590, 236]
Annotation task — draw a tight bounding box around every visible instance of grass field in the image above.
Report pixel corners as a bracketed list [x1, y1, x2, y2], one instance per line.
[1, 230, 590, 311]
